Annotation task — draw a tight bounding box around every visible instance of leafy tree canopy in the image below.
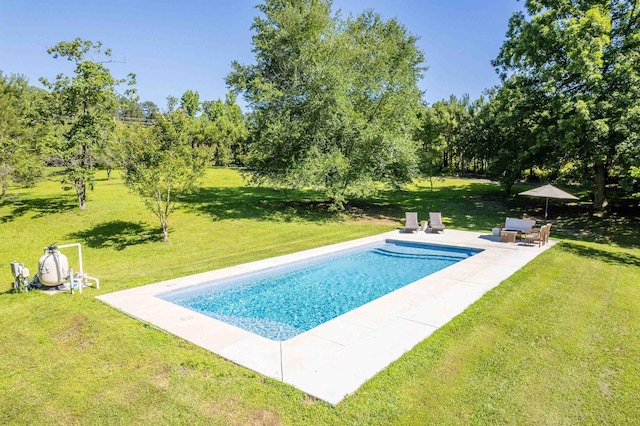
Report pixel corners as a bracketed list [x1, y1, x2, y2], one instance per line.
[140, 100, 159, 120]
[40, 38, 136, 209]
[0, 72, 48, 197]
[493, 0, 640, 209]
[119, 110, 209, 242]
[180, 90, 200, 117]
[227, 0, 425, 209]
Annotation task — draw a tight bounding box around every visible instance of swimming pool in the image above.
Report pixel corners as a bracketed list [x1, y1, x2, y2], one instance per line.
[99, 230, 552, 404]
[160, 240, 480, 341]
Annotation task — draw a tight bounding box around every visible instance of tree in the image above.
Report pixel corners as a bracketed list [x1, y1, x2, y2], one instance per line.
[120, 111, 208, 242]
[140, 100, 159, 120]
[227, 0, 425, 209]
[416, 95, 477, 178]
[201, 91, 249, 166]
[0, 72, 47, 197]
[414, 105, 444, 189]
[466, 83, 543, 194]
[165, 95, 178, 113]
[494, 0, 640, 210]
[116, 95, 144, 121]
[180, 90, 200, 117]
[40, 38, 136, 209]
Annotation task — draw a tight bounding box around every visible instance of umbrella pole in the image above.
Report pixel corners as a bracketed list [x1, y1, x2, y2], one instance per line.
[545, 197, 549, 221]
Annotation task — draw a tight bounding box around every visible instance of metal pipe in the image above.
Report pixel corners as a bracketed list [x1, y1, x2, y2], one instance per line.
[84, 276, 100, 289]
[54, 252, 64, 284]
[56, 243, 84, 275]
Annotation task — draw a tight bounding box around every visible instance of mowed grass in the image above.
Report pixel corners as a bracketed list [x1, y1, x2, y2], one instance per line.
[0, 168, 638, 424]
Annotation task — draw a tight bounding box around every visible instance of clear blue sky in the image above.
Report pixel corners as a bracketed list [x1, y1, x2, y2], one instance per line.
[0, 1, 523, 110]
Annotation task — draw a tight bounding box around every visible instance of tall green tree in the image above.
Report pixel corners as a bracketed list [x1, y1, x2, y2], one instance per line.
[0, 72, 47, 197]
[116, 95, 144, 121]
[165, 95, 179, 113]
[227, 0, 425, 209]
[40, 38, 136, 209]
[494, 0, 640, 209]
[416, 95, 476, 177]
[140, 100, 159, 120]
[201, 91, 249, 166]
[180, 90, 200, 117]
[466, 83, 547, 194]
[120, 111, 209, 242]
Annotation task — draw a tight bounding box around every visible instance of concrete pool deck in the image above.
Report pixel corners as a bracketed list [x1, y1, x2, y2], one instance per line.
[97, 229, 555, 405]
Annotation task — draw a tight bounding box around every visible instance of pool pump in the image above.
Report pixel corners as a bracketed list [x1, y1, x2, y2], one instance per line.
[10, 243, 99, 294]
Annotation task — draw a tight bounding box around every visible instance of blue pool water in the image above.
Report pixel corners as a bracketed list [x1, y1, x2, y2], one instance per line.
[160, 240, 480, 341]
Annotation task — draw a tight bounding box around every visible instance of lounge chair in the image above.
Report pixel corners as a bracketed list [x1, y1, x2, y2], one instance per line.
[524, 226, 543, 246]
[404, 212, 419, 233]
[544, 223, 552, 244]
[429, 212, 446, 233]
[525, 224, 549, 247]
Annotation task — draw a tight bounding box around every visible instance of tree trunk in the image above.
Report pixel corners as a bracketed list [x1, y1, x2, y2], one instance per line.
[162, 220, 169, 242]
[78, 142, 89, 210]
[106, 168, 112, 180]
[504, 172, 517, 195]
[593, 161, 607, 211]
[505, 181, 514, 195]
[1, 164, 9, 197]
[76, 179, 86, 210]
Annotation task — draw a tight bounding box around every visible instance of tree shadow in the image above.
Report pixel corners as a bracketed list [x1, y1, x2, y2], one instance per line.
[68, 220, 160, 250]
[179, 186, 338, 223]
[350, 182, 519, 231]
[558, 241, 640, 268]
[0, 195, 77, 224]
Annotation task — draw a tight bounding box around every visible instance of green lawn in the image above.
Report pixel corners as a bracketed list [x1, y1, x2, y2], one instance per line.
[1, 169, 638, 424]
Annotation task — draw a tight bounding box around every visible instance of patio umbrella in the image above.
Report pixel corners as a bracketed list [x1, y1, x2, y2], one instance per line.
[518, 184, 578, 220]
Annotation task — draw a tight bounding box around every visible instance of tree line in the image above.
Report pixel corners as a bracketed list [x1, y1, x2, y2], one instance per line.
[1, 0, 638, 240]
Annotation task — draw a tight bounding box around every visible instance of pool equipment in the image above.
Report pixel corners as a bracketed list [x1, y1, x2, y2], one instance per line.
[10, 243, 99, 294]
[10, 262, 30, 292]
[38, 245, 69, 287]
[37, 243, 99, 293]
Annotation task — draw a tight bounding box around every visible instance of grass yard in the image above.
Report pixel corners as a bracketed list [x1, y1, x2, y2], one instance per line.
[1, 168, 639, 424]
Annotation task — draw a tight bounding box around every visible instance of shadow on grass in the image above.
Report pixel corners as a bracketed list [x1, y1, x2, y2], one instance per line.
[0, 195, 77, 224]
[554, 209, 640, 248]
[179, 186, 338, 223]
[351, 182, 523, 231]
[558, 241, 640, 267]
[353, 181, 639, 249]
[0, 287, 16, 296]
[68, 220, 160, 250]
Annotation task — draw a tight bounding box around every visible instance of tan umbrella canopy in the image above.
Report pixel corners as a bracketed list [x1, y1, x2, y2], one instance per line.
[518, 184, 578, 220]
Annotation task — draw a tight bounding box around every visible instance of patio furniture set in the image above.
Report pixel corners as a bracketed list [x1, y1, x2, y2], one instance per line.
[403, 213, 552, 247]
[498, 217, 551, 246]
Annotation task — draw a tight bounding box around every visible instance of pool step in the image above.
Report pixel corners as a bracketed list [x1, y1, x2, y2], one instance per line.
[373, 247, 468, 261]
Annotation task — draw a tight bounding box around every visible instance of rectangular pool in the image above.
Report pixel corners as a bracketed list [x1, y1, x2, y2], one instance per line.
[160, 240, 480, 341]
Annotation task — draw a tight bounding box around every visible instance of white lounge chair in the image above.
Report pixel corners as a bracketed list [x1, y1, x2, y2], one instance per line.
[404, 212, 419, 233]
[429, 212, 446, 233]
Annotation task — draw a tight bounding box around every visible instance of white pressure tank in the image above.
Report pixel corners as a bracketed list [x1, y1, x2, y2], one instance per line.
[38, 250, 70, 287]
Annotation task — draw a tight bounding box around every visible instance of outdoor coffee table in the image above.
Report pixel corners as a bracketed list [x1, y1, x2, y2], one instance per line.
[500, 230, 518, 243]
